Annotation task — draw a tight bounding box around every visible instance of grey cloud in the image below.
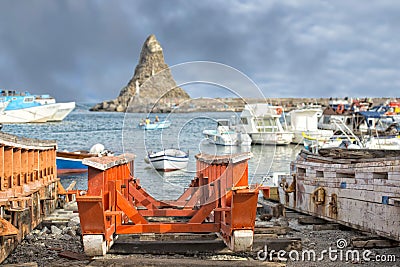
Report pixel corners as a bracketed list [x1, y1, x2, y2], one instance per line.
[0, 0, 399, 102]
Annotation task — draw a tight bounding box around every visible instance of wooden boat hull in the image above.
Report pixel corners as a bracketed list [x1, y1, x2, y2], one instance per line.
[56, 157, 87, 174]
[56, 151, 97, 174]
[278, 149, 400, 241]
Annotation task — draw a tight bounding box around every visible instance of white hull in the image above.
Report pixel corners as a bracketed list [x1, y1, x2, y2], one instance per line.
[250, 132, 293, 145]
[148, 149, 189, 171]
[150, 156, 189, 171]
[0, 104, 59, 123]
[365, 137, 400, 150]
[47, 102, 76, 121]
[292, 130, 333, 144]
[203, 130, 252, 146]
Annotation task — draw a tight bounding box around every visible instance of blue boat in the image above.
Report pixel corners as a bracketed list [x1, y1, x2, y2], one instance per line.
[138, 120, 171, 130]
[56, 151, 94, 174]
[56, 144, 113, 174]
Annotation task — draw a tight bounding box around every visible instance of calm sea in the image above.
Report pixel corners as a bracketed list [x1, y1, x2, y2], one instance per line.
[2, 104, 302, 199]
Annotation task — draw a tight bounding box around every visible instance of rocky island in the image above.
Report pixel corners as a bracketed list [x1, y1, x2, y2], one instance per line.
[90, 34, 190, 113]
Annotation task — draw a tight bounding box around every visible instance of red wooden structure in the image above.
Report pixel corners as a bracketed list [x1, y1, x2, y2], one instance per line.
[77, 152, 260, 255]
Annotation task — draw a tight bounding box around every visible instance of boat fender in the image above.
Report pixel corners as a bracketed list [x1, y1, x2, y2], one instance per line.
[312, 187, 326, 205]
[329, 194, 338, 216]
[336, 104, 344, 114]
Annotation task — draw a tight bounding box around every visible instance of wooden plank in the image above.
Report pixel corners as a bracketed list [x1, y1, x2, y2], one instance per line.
[0, 146, 3, 190]
[298, 216, 327, 225]
[58, 250, 91, 261]
[2, 263, 38, 267]
[4, 148, 12, 189]
[313, 224, 340, 231]
[351, 239, 399, 248]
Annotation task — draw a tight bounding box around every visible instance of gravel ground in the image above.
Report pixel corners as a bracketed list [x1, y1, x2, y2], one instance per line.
[3, 213, 399, 266]
[3, 217, 89, 267]
[274, 217, 400, 267]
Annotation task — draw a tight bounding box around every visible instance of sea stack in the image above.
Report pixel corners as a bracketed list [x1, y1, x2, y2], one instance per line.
[90, 34, 190, 112]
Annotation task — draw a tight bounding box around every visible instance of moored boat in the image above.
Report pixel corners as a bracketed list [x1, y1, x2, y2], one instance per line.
[203, 119, 252, 146]
[56, 144, 112, 174]
[234, 103, 293, 145]
[138, 120, 171, 130]
[287, 106, 333, 144]
[145, 148, 189, 171]
[0, 90, 75, 123]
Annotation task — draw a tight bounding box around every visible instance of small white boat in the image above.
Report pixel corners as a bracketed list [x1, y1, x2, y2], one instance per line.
[203, 119, 252, 146]
[145, 149, 189, 171]
[138, 120, 171, 130]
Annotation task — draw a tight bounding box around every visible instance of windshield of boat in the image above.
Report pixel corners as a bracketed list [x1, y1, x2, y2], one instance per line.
[217, 120, 229, 126]
[255, 117, 278, 132]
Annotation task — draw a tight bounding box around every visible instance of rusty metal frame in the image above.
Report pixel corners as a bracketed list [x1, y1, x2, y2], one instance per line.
[77, 152, 260, 250]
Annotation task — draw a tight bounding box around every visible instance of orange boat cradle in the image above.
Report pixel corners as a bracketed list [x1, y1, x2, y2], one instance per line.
[76, 152, 260, 256]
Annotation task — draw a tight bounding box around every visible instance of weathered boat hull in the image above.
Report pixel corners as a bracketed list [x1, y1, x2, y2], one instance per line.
[278, 149, 400, 241]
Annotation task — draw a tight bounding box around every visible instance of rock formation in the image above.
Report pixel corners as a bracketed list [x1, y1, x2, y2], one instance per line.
[90, 34, 190, 112]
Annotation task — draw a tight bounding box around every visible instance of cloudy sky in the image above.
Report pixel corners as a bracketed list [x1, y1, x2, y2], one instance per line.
[0, 0, 399, 102]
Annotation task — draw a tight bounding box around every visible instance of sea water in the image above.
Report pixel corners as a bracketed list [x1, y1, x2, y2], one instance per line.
[2, 104, 302, 199]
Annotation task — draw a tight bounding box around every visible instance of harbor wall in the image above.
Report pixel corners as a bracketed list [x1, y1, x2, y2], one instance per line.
[94, 97, 395, 113]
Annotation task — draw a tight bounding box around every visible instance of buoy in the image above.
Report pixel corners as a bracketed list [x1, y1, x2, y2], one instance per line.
[336, 104, 344, 114]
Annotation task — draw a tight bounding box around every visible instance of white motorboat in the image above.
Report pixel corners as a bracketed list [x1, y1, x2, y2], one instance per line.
[145, 148, 189, 171]
[288, 106, 333, 144]
[203, 119, 252, 146]
[0, 90, 75, 123]
[234, 104, 293, 145]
